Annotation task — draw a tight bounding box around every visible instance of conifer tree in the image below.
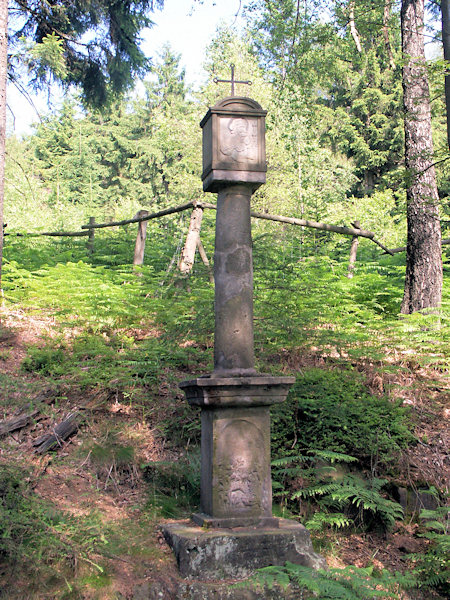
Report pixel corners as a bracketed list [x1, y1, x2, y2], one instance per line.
[0, 0, 164, 297]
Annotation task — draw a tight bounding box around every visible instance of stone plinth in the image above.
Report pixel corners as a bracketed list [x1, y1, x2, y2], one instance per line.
[180, 376, 294, 528]
[161, 519, 326, 580]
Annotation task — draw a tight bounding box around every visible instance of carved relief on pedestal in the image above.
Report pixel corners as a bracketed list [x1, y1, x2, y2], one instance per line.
[215, 419, 265, 514]
[219, 117, 258, 165]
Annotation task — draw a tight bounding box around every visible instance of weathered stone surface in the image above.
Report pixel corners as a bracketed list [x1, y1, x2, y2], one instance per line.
[179, 376, 295, 408]
[161, 519, 326, 580]
[213, 186, 255, 375]
[199, 406, 272, 522]
[178, 378, 294, 524]
[200, 97, 267, 194]
[134, 580, 302, 600]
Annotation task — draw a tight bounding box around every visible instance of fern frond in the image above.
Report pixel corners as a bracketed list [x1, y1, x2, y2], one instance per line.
[306, 511, 351, 531]
[310, 450, 358, 463]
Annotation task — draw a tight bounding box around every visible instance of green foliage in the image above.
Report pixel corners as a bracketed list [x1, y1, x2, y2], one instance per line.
[272, 452, 403, 532]
[247, 0, 404, 197]
[26, 48, 200, 208]
[142, 452, 200, 517]
[271, 368, 414, 468]
[249, 563, 415, 599]
[9, 0, 164, 107]
[0, 465, 108, 578]
[409, 504, 450, 594]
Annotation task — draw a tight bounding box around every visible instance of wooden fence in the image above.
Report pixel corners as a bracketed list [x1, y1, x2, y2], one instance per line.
[4, 200, 450, 277]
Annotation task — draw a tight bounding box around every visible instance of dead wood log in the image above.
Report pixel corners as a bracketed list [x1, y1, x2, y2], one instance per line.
[6, 230, 89, 237]
[33, 411, 82, 453]
[0, 408, 40, 436]
[87, 217, 95, 255]
[347, 220, 361, 278]
[197, 238, 214, 283]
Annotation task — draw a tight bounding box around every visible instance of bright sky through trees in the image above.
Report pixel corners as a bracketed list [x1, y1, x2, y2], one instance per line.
[7, 0, 243, 137]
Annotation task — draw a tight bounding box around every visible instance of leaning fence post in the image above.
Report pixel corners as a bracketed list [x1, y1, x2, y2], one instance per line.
[178, 204, 204, 276]
[347, 220, 361, 279]
[133, 210, 150, 267]
[87, 217, 95, 255]
[197, 238, 214, 283]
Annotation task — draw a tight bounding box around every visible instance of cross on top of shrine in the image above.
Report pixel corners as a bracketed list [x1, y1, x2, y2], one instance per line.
[213, 64, 252, 97]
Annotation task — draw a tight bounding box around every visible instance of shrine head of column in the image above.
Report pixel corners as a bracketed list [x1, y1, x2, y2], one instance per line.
[200, 97, 267, 193]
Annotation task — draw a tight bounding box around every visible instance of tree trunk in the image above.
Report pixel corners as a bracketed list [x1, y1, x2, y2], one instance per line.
[383, 0, 396, 70]
[442, 0, 450, 147]
[349, 1, 362, 53]
[0, 0, 7, 303]
[400, 0, 443, 314]
[87, 216, 95, 255]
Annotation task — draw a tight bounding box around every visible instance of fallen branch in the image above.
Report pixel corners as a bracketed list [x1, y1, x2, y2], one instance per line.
[387, 238, 450, 254]
[33, 411, 82, 454]
[0, 408, 40, 436]
[81, 201, 196, 230]
[5, 230, 89, 237]
[199, 202, 394, 254]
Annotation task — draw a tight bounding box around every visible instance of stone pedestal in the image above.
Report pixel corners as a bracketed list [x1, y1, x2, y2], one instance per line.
[162, 91, 324, 582]
[180, 376, 294, 528]
[162, 519, 326, 580]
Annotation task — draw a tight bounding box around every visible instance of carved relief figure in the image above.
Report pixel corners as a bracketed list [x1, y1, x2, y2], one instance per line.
[215, 419, 265, 513]
[219, 117, 258, 163]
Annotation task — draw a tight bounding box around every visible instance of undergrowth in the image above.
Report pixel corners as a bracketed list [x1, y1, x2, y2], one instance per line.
[0, 465, 108, 585]
[1, 216, 448, 598]
[246, 563, 416, 599]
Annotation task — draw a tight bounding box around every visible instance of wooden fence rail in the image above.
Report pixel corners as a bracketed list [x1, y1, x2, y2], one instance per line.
[80, 201, 196, 230]
[3, 200, 450, 276]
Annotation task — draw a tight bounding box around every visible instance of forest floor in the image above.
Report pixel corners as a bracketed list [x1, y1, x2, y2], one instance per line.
[0, 306, 448, 599]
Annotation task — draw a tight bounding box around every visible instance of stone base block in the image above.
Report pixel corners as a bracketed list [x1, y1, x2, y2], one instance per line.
[192, 513, 279, 529]
[161, 518, 325, 580]
[134, 579, 300, 599]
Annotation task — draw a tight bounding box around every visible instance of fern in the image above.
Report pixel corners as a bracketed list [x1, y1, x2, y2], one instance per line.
[327, 475, 404, 529]
[248, 563, 415, 599]
[408, 504, 450, 594]
[310, 450, 359, 464]
[306, 511, 351, 530]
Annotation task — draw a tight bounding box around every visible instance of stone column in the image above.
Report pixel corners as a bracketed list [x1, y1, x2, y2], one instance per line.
[213, 185, 256, 375]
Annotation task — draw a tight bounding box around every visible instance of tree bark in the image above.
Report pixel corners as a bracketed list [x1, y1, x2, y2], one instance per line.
[197, 238, 214, 283]
[400, 0, 443, 314]
[349, 1, 362, 53]
[0, 0, 7, 303]
[87, 216, 96, 255]
[347, 221, 360, 278]
[442, 0, 450, 147]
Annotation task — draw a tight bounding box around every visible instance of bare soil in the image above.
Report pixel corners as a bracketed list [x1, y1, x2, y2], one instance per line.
[0, 308, 448, 599]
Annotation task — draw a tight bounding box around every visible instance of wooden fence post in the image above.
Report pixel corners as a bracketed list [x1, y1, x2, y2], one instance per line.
[197, 238, 214, 283]
[347, 220, 361, 278]
[87, 217, 95, 255]
[178, 205, 204, 275]
[133, 210, 150, 267]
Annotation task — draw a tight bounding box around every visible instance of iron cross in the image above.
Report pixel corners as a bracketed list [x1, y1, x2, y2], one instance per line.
[213, 64, 252, 96]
